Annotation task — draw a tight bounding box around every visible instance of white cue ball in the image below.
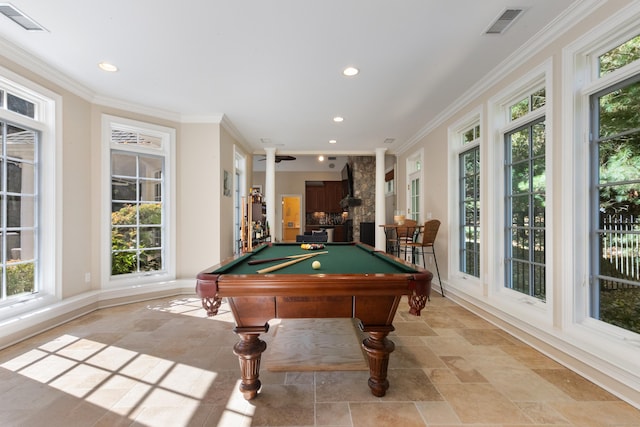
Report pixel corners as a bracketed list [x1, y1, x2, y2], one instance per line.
[312, 260, 321, 270]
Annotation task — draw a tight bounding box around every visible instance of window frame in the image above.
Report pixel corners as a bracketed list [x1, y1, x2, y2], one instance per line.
[504, 116, 547, 301]
[405, 150, 423, 222]
[486, 59, 553, 326]
[562, 3, 640, 344]
[448, 109, 482, 289]
[0, 66, 60, 314]
[101, 115, 176, 288]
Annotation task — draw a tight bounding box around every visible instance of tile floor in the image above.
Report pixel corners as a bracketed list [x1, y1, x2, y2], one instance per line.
[0, 294, 639, 426]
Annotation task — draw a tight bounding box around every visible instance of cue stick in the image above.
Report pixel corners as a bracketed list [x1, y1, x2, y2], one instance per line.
[247, 251, 329, 265]
[256, 251, 326, 274]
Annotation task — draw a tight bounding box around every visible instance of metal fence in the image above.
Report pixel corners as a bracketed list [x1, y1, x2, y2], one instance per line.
[600, 214, 640, 286]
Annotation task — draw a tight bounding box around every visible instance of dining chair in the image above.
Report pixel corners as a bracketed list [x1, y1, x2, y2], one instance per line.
[402, 219, 444, 297]
[394, 219, 418, 257]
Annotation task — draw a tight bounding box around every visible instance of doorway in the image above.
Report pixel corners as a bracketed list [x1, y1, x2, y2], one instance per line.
[282, 195, 301, 242]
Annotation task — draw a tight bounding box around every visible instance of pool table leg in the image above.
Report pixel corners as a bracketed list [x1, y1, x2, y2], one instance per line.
[360, 326, 395, 397]
[233, 325, 269, 400]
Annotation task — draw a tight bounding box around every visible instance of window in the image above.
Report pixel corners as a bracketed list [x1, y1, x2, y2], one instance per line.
[0, 122, 37, 301]
[505, 115, 546, 300]
[103, 116, 175, 285]
[459, 124, 480, 278]
[590, 36, 640, 334]
[0, 70, 58, 308]
[406, 153, 422, 222]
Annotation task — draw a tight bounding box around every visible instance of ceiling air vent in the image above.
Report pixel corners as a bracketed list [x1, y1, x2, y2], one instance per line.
[485, 9, 523, 35]
[0, 3, 46, 31]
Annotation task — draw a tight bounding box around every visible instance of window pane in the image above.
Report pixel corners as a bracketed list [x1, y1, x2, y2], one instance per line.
[598, 136, 640, 186]
[112, 178, 137, 201]
[7, 93, 35, 118]
[112, 129, 138, 145]
[111, 152, 137, 177]
[139, 227, 161, 247]
[510, 97, 529, 121]
[112, 250, 137, 275]
[139, 156, 162, 179]
[6, 125, 36, 161]
[463, 129, 475, 144]
[511, 228, 529, 260]
[112, 204, 137, 226]
[6, 262, 35, 295]
[113, 227, 136, 247]
[599, 34, 640, 77]
[510, 260, 530, 294]
[531, 88, 546, 111]
[533, 229, 545, 263]
[532, 157, 546, 192]
[139, 133, 162, 148]
[139, 203, 161, 225]
[140, 181, 160, 203]
[510, 195, 529, 226]
[7, 196, 34, 227]
[510, 128, 529, 162]
[511, 162, 530, 194]
[533, 265, 546, 301]
[463, 151, 476, 175]
[534, 195, 546, 228]
[598, 80, 640, 139]
[140, 249, 162, 272]
[532, 122, 546, 157]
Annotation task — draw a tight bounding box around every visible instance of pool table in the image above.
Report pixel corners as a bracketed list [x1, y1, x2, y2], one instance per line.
[196, 242, 432, 400]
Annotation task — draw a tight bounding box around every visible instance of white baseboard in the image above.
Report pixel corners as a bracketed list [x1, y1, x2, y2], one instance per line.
[0, 279, 196, 350]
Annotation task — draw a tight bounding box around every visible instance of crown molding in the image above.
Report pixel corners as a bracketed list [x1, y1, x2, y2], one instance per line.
[0, 36, 94, 102]
[396, 0, 606, 155]
[92, 94, 182, 122]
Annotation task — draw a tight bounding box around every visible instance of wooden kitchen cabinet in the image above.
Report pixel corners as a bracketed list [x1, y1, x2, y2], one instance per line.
[305, 184, 325, 212]
[324, 181, 343, 213]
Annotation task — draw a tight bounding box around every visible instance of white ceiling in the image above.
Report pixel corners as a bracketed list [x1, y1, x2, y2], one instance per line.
[0, 0, 579, 162]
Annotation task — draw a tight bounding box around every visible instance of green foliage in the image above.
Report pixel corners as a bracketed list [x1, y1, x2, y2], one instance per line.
[600, 287, 640, 334]
[111, 203, 162, 275]
[6, 262, 34, 296]
[599, 34, 640, 76]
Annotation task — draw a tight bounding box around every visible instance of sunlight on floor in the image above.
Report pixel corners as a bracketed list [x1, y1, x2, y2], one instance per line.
[0, 297, 258, 426]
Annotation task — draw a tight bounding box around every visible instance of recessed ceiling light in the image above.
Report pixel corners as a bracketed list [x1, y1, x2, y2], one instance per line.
[333, 116, 344, 122]
[343, 67, 359, 77]
[329, 139, 337, 144]
[98, 62, 118, 72]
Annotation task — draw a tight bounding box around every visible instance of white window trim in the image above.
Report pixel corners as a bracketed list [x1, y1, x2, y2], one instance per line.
[447, 107, 483, 296]
[0, 65, 61, 318]
[405, 149, 424, 221]
[562, 1, 640, 355]
[486, 58, 554, 327]
[101, 115, 176, 289]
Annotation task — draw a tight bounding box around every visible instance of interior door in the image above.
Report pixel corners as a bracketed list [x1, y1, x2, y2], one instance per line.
[282, 195, 301, 242]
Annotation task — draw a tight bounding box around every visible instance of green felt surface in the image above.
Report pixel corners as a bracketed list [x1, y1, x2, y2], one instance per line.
[213, 242, 416, 275]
